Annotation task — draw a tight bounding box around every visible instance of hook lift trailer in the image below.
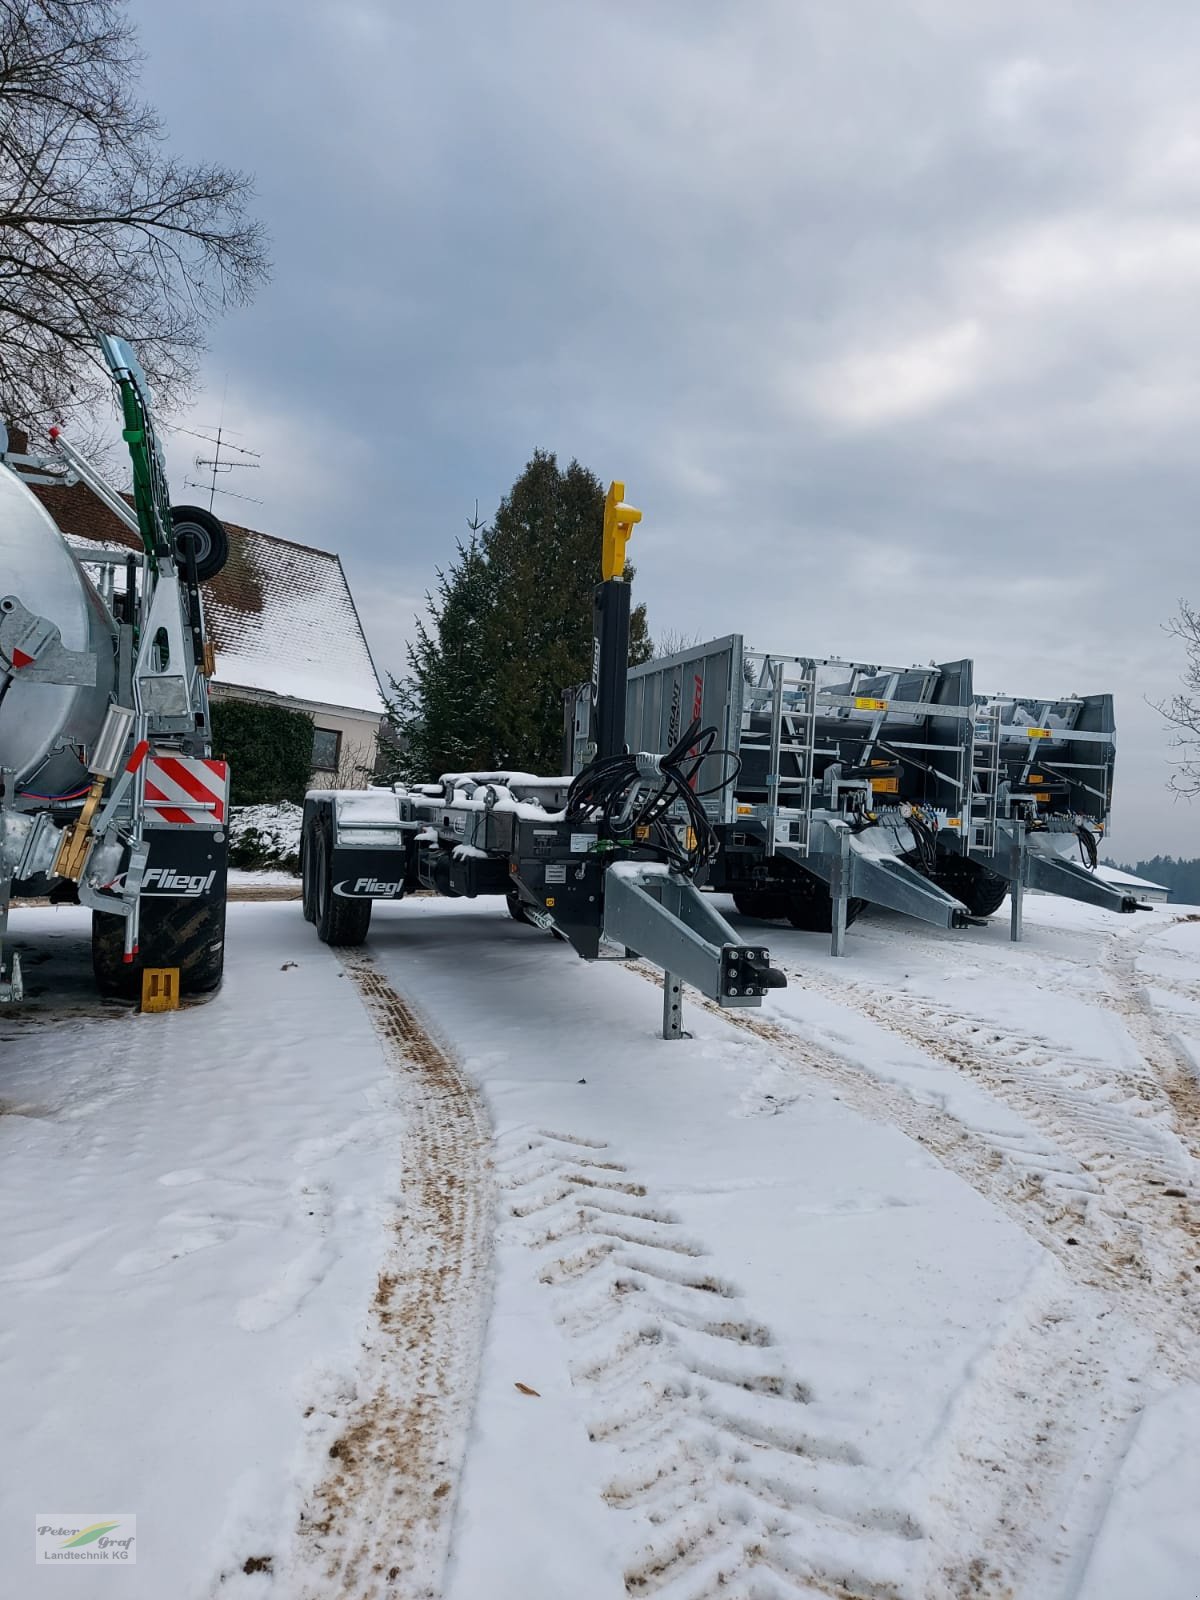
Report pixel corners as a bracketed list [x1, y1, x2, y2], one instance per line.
[300, 484, 786, 1037]
[567, 639, 983, 956]
[956, 688, 1143, 941]
[565, 637, 1145, 956]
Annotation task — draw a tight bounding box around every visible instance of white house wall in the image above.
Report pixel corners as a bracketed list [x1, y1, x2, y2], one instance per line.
[305, 705, 381, 787]
[209, 682, 383, 791]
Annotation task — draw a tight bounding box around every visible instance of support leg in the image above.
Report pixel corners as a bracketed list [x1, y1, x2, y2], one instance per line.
[831, 892, 848, 958]
[662, 971, 683, 1039]
[1010, 876, 1024, 943]
[830, 834, 850, 958]
[0, 878, 18, 1002]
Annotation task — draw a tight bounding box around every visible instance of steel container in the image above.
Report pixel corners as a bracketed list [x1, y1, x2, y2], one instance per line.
[0, 465, 116, 796]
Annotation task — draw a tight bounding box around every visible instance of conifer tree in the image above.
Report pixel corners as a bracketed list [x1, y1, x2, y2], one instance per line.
[390, 453, 650, 780]
[482, 451, 649, 771]
[389, 530, 498, 779]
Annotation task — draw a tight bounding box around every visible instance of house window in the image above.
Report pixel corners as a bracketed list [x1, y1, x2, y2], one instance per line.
[312, 727, 341, 772]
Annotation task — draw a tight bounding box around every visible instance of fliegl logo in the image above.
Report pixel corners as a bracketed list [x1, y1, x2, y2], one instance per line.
[142, 867, 216, 897]
[334, 877, 402, 897]
[36, 1514, 137, 1564]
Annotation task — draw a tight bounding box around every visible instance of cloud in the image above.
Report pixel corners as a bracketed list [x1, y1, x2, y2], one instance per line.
[802, 320, 985, 427]
[127, 0, 1200, 855]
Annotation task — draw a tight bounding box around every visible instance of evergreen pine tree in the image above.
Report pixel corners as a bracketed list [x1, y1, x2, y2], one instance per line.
[388, 529, 498, 779]
[391, 453, 651, 781]
[481, 451, 649, 771]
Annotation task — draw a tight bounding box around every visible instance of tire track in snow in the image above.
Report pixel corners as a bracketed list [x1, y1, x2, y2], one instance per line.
[1100, 916, 1200, 1157]
[499, 1127, 931, 1600]
[628, 964, 1127, 1331]
[923, 1272, 1145, 1600]
[760, 960, 1200, 1362]
[294, 953, 492, 1600]
[624, 971, 1165, 1598]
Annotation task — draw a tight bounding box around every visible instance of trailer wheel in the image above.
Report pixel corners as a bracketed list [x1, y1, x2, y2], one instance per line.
[92, 897, 226, 1001]
[935, 858, 1009, 917]
[731, 889, 790, 921]
[784, 872, 867, 933]
[300, 817, 319, 924]
[170, 505, 230, 583]
[313, 822, 372, 946]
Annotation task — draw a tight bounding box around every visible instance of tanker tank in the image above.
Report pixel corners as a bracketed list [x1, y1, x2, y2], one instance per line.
[0, 464, 117, 801]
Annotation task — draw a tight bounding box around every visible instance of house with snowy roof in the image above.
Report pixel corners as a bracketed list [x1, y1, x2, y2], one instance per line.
[28, 475, 387, 789]
[1095, 864, 1171, 904]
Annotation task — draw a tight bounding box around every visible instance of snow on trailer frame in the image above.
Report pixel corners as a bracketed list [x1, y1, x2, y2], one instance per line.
[0, 334, 232, 1005]
[300, 486, 787, 1039]
[568, 634, 982, 955]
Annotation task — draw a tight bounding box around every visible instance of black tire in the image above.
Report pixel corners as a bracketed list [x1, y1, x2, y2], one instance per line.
[300, 817, 319, 924]
[731, 889, 790, 921]
[785, 871, 868, 933]
[92, 896, 226, 1001]
[313, 823, 372, 946]
[170, 504, 230, 583]
[935, 858, 1009, 918]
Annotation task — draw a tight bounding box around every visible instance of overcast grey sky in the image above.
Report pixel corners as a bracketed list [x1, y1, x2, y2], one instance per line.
[131, 1, 1197, 858]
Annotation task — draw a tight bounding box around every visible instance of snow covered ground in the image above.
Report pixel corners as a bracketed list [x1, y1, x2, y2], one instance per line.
[1, 892, 1198, 1598]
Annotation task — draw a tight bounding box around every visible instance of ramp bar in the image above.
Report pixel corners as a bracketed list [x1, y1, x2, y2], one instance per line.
[1022, 849, 1140, 914]
[980, 820, 1143, 939]
[602, 864, 784, 1036]
[797, 820, 977, 954]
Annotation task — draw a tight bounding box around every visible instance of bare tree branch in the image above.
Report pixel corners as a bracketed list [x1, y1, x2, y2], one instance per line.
[0, 0, 269, 426]
[1156, 600, 1200, 798]
[652, 628, 702, 659]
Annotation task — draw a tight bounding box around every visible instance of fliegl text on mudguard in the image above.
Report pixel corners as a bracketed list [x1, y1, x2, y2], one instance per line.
[330, 853, 406, 899]
[140, 826, 228, 905]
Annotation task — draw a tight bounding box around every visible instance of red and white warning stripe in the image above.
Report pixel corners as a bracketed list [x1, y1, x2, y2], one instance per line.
[143, 755, 228, 827]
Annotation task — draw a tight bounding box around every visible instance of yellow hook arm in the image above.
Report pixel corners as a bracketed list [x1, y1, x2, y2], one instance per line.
[601, 480, 642, 582]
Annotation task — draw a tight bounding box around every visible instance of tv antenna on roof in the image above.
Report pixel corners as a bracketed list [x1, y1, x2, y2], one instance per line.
[183, 422, 263, 513]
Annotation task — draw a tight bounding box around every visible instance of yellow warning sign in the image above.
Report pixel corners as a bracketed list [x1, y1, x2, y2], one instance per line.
[854, 696, 889, 712]
[1026, 727, 1052, 739]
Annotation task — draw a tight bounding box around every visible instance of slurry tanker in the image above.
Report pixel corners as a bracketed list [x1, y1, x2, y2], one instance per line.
[0, 336, 230, 1004]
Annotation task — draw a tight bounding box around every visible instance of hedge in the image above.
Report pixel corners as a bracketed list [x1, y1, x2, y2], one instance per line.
[210, 699, 314, 806]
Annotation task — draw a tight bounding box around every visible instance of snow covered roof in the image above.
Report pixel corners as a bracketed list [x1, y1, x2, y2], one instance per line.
[33, 479, 386, 716]
[1096, 865, 1169, 893]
